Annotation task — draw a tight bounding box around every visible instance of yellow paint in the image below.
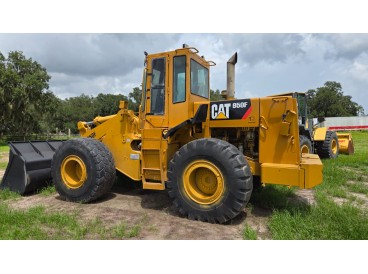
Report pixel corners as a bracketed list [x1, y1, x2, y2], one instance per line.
[246, 157, 261, 176]
[337, 133, 355, 155]
[261, 163, 304, 187]
[78, 106, 141, 181]
[261, 153, 322, 189]
[301, 154, 323, 188]
[331, 138, 338, 154]
[259, 97, 300, 165]
[301, 144, 310, 154]
[61, 155, 87, 189]
[313, 127, 327, 141]
[183, 160, 224, 205]
[215, 112, 228, 119]
[280, 110, 297, 136]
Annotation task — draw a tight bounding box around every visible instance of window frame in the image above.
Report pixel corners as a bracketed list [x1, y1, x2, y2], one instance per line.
[149, 57, 166, 115]
[141, 68, 147, 112]
[173, 55, 186, 104]
[190, 58, 209, 99]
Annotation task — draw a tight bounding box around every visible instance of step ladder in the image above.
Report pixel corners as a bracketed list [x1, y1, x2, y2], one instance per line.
[141, 135, 166, 190]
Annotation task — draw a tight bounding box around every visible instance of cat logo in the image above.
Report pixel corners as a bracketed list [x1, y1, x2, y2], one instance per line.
[210, 99, 252, 121]
[211, 103, 231, 119]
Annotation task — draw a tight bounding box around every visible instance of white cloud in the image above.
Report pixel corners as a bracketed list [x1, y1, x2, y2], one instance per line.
[1, 33, 367, 113]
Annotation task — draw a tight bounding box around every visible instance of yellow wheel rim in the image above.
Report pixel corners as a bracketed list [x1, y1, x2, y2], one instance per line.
[61, 155, 87, 189]
[301, 144, 310, 154]
[331, 139, 338, 154]
[183, 160, 224, 205]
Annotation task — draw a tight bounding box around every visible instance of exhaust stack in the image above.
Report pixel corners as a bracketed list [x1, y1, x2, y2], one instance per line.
[226, 52, 237, 100]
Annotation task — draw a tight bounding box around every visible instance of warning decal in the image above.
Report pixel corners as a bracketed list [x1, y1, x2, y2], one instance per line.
[210, 99, 252, 120]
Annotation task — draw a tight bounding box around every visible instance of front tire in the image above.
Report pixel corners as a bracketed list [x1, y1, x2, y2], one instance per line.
[167, 138, 253, 224]
[316, 131, 339, 159]
[300, 135, 312, 154]
[51, 138, 116, 203]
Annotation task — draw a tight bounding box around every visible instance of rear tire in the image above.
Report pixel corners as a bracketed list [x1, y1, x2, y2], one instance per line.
[316, 131, 339, 159]
[299, 135, 312, 154]
[51, 138, 115, 203]
[167, 138, 253, 224]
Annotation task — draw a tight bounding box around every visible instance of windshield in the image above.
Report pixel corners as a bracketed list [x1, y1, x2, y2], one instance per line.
[190, 59, 209, 98]
[297, 94, 307, 125]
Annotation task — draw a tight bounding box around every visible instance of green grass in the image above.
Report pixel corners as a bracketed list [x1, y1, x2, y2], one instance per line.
[250, 185, 298, 210]
[0, 187, 143, 240]
[0, 162, 8, 169]
[270, 193, 368, 239]
[0, 144, 9, 153]
[249, 131, 368, 240]
[347, 182, 368, 195]
[0, 202, 142, 240]
[0, 204, 88, 240]
[114, 223, 141, 238]
[243, 225, 258, 240]
[0, 189, 21, 201]
[38, 185, 57, 196]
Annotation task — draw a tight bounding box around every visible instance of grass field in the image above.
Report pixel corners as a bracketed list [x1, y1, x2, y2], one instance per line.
[0, 145, 9, 153]
[0, 132, 367, 239]
[0, 143, 142, 239]
[248, 131, 368, 239]
[0, 189, 141, 240]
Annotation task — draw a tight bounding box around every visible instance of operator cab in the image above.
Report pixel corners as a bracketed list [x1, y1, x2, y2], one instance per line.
[140, 45, 214, 129]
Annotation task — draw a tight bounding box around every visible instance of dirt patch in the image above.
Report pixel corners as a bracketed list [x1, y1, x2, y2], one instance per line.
[294, 189, 316, 206]
[246, 207, 272, 239]
[0, 152, 9, 163]
[6, 185, 251, 240]
[346, 180, 368, 188]
[349, 192, 368, 210]
[332, 196, 349, 206]
[331, 191, 368, 210]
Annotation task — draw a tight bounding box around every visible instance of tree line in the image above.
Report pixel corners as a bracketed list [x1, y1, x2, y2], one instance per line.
[0, 51, 365, 137]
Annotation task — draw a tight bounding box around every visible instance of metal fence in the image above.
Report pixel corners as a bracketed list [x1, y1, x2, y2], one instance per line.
[3, 134, 79, 142]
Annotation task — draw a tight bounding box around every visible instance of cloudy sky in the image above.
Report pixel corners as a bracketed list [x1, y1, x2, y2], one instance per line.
[1, 33, 367, 113]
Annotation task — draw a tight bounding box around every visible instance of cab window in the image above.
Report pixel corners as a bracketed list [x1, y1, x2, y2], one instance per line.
[150, 58, 165, 115]
[141, 69, 147, 112]
[173, 56, 186, 103]
[190, 59, 209, 98]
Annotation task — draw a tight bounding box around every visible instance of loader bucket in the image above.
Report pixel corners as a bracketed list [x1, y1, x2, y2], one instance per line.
[337, 133, 354, 155]
[0, 141, 64, 194]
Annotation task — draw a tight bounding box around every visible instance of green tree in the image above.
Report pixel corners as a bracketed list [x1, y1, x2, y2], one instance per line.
[306, 81, 364, 118]
[93, 93, 128, 116]
[128, 87, 142, 112]
[38, 91, 62, 134]
[55, 94, 95, 133]
[210, 89, 222, 101]
[0, 51, 53, 136]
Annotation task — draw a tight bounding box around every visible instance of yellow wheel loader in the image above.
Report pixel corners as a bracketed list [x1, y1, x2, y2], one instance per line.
[1, 45, 323, 223]
[271, 92, 354, 159]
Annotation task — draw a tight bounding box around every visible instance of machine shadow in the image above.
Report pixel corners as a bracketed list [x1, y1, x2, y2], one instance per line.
[249, 185, 311, 217]
[94, 176, 247, 225]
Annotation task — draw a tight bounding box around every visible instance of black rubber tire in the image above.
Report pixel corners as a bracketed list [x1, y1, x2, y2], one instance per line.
[51, 138, 116, 203]
[315, 131, 339, 159]
[166, 138, 253, 224]
[299, 135, 312, 154]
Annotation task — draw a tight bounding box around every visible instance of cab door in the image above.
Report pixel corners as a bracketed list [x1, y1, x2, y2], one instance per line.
[145, 55, 169, 128]
[140, 55, 168, 190]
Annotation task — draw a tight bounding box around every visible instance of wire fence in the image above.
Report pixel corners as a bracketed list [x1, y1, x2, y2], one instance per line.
[2, 134, 79, 142]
